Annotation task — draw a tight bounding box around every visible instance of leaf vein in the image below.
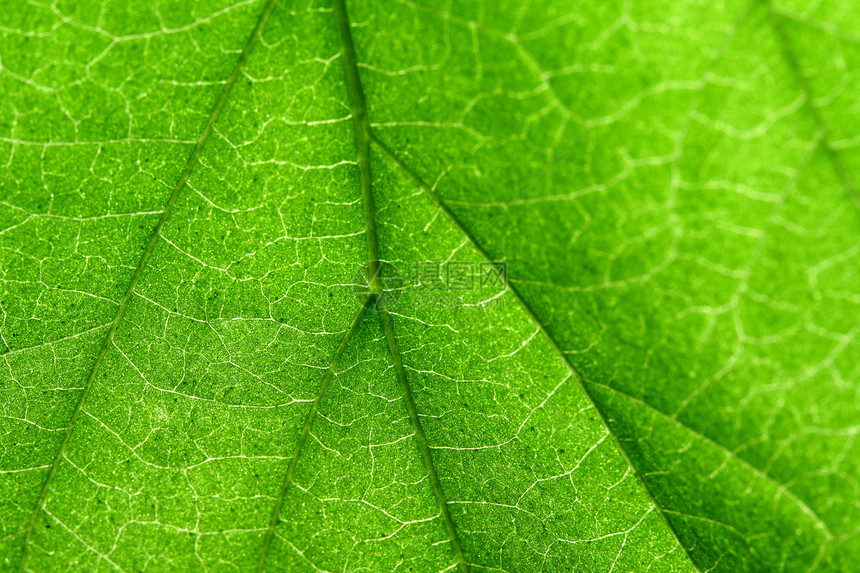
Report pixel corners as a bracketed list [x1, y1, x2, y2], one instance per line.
[15, 0, 280, 568]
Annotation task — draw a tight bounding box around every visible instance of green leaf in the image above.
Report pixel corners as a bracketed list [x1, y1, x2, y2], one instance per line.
[1, 0, 858, 571]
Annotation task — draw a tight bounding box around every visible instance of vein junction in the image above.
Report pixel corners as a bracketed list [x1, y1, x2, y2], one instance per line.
[258, 1, 472, 571]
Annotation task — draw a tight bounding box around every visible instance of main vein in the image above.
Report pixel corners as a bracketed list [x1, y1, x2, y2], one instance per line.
[332, 0, 382, 291]
[256, 296, 372, 572]
[16, 0, 279, 569]
[331, 0, 470, 571]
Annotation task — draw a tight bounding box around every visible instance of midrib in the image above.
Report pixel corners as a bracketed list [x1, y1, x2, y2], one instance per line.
[329, 0, 471, 571]
[256, 1, 472, 572]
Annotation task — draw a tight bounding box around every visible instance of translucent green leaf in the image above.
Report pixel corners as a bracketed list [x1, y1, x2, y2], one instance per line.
[1, 0, 857, 571]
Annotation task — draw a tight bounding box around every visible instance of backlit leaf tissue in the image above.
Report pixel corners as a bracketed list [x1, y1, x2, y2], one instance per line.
[1, 0, 858, 571]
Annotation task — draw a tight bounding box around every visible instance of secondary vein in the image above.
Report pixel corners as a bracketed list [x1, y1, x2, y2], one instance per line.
[370, 131, 707, 573]
[331, 1, 470, 571]
[764, 0, 860, 213]
[370, 119, 847, 562]
[378, 307, 470, 572]
[368, 18, 841, 560]
[16, 0, 279, 569]
[256, 296, 373, 572]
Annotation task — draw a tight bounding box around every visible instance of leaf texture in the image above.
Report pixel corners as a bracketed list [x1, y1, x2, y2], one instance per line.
[0, 0, 858, 572]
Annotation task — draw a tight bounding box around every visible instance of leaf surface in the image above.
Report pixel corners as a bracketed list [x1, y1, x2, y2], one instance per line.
[1, 0, 858, 571]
